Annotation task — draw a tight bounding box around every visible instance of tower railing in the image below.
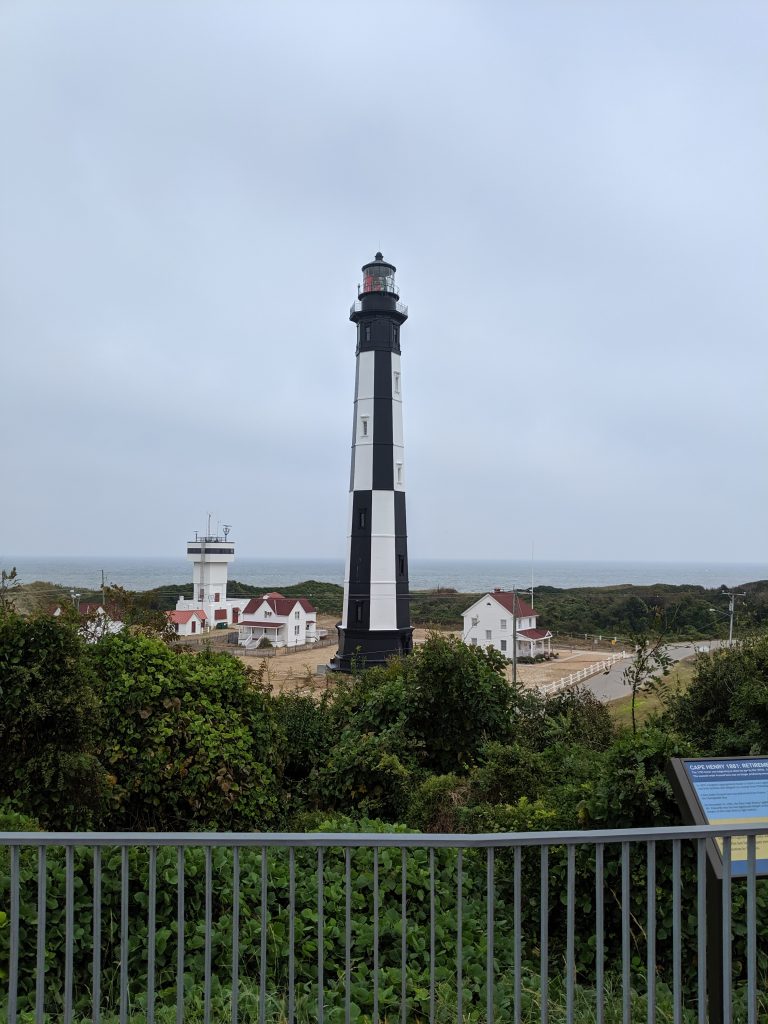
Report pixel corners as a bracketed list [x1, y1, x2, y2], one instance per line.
[350, 299, 408, 317]
[2, 824, 766, 1022]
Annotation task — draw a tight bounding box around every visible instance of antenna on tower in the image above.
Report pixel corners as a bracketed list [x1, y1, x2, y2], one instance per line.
[223, 524, 231, 540]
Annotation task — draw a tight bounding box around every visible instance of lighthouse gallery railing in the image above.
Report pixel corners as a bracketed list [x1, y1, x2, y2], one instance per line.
[2, 824, 766, 1022]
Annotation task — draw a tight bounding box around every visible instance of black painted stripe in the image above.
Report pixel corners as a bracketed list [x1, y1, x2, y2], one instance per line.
[394, 491, 410, 629]
[371, 350, 394, 490]
[345, 490, 372, 627]
[374, 350, 393, 400]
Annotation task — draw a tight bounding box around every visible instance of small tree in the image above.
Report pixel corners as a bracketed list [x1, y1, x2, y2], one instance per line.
[103, 584, 178, 643]
[622, 634, 672, 734]
[0, 567, 20, 611]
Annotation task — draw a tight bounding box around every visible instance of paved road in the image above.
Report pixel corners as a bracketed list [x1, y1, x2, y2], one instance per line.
[579, 640, 724, 703]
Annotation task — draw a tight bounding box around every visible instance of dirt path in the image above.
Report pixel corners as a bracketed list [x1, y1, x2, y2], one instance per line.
[218, 620, 621, 696]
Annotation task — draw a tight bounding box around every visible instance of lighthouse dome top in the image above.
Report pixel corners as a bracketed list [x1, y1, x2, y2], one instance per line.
[360, 252, 398, 297]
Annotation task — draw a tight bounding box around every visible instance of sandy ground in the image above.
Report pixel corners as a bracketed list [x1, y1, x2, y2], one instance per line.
[206, 619, 622, 696]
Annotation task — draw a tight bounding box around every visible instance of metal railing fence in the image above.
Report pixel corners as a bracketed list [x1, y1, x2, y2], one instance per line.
[2, 824, 767, 1023]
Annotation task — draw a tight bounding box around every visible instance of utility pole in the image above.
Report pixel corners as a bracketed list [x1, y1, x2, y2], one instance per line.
[512, 586, 517, 686]
[530, 540, 534, 613]
[724, 591, 746, 647]
[101, 569, 107, 608]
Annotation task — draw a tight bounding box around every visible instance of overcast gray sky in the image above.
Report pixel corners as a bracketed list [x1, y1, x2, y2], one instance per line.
[2, 1, 766, 563]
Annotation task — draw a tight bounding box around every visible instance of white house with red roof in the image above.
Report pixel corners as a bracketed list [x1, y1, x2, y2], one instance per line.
[237, 592, 319, 649]
[52, 601, 124, 641]
[166, 609, 207, 637]
[462, 588, 552, 659]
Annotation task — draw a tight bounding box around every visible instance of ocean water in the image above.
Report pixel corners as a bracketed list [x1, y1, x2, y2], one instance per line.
[5, 555, 767, 594]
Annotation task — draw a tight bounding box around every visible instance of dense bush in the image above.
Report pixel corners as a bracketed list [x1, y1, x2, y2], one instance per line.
[663, 634, 768, 755]
[0, 610, 107, 828]
[89, 633, 283, 830]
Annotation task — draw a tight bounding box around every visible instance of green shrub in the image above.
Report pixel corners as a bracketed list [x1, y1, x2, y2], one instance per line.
[0, 609, 107, 829]
[89, 633, 282, 830]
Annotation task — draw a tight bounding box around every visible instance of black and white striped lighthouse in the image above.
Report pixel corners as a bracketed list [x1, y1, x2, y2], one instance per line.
[330, 253, 413, 671]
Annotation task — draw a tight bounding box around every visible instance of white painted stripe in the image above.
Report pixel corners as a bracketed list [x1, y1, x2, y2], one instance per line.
[372, 490, 395, 537]
[354, 397, 374, 443]
[393, 444, 405, 491]
[370, 535, 396, 589]
[369, 583, 397, 630]
[352, 443, 373, 491]
[392, 397, 403, 447]
[356, 350, 375, 400]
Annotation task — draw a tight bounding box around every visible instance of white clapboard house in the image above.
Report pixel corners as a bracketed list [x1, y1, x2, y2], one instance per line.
[462, 588, 552, 658]
[237, 592, 320, 649]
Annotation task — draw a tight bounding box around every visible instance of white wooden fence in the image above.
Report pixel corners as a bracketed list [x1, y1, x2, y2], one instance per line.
[538, 651, 629, 697]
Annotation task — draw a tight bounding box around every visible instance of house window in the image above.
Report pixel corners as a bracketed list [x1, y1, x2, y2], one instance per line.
[199, 589, 204, 600]
[264, 610, 272, 617]
[358, 507, 367, 529]
[215, 592, 220, 602]
[485, 630, 492, 640]
[471, 616, 478, 626]
[471, 637, 477, 646]
[295, 610, 300, 619]
[294, 625, 300, 636]
[355, 601, 364, 623]
[361, 416, 369, 437]
[500, 619, 507, 630]
[500, 640, 507, 652]
[394, 371, 400, 394]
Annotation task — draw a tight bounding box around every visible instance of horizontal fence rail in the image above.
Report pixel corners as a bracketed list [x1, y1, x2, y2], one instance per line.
[538, 652, 629, 696]
[2, 824, 767, 1023]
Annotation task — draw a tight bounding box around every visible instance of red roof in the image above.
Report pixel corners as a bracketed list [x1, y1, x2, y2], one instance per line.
[241, 595, 317, 617]
[488, 591, 536, 618]
[214, 609, 227, 621]
[517, 627, 551, 640]
[166, 610, 207, 625]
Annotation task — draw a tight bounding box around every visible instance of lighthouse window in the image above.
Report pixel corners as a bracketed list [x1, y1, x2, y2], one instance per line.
[355, 601, 364, 623]
[396, 462, 403, 484]
[398, 554, 405, 576]
[358, 507, 367, 529]
[365, 325, 371, 341]
[360, 416, 369, 437]
[393, 371, 400, 394]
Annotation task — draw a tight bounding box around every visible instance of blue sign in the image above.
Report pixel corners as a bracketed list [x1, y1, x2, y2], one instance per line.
[684, 758, 768, 876]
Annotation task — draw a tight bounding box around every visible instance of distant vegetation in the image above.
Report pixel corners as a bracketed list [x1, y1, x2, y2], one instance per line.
[11, 576, 768, 639]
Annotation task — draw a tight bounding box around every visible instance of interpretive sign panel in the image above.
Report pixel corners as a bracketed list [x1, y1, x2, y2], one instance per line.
[669, 756, 768, 877]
